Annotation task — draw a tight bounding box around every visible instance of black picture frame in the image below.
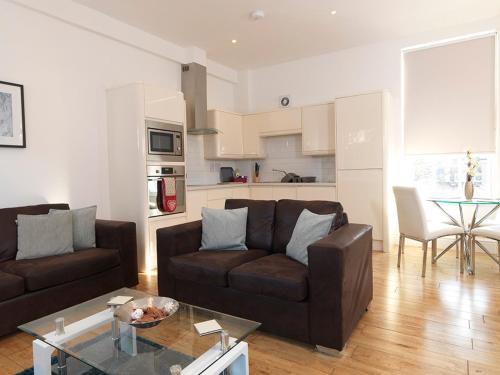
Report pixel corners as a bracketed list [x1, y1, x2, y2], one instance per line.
[0, 80, 26, 148]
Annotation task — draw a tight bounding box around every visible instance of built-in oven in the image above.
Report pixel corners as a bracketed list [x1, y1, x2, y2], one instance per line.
[147, 165, 186, 217]
[146, 120, 184, 163]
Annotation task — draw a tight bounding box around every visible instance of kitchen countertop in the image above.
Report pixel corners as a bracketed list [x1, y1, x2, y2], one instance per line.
[187, 182, 336, 191]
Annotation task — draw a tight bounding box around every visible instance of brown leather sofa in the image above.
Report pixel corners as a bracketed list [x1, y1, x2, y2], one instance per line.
[157, 199, 373, 351]
[0, 203, 138, 336]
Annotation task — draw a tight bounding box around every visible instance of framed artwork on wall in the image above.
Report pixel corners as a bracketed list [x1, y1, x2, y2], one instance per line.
[0, 80, 25, 148]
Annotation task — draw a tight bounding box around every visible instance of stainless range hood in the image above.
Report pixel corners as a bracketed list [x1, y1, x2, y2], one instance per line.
[181, 62, 217, 135]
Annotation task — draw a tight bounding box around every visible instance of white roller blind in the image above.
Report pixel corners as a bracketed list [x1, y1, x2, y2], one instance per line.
[404, 34, 496, 154]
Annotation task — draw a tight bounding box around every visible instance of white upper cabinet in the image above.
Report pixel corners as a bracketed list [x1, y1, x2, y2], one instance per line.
[242, 113, 266, 158]
[204, 110, 244, 159]
[335, 92, 384, 169]
[260, 108, 302, 137]
[144, 85, 185, 124]
[301, 103, 335, 155]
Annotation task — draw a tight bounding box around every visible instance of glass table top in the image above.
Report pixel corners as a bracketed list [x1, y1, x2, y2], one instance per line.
[19, 288, 260, 374]
[428, 198, 500, 205]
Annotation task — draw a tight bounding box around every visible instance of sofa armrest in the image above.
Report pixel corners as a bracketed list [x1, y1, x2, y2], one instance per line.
[95, 219, 138, 287]
[157, 220, 202, 297]
[307, 223, 373, 350]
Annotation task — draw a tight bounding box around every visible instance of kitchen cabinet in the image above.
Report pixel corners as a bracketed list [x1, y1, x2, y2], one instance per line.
[186, 190, 207, 221]
[144, 85, 185, 124]
[187, 185, 337, 223]
[206, 199, 226, 209]
[260, 108, 302, 137]
[297, 186, 336, 201]
[204, 110, 244, 159]
[336, 169, 383, 241]
[186, 187, 249, 221]
[232, 187, 251, 199]
[301, 104, 335, 155]
[107, 83, 185, 272]
[206, 188, 234, 209]
[335, 92, 384, 170]
[148, 214, 187, 269]
[242, 114, 266, 158]
[250, 186, 273, 200]
[272, 186, 297, 200]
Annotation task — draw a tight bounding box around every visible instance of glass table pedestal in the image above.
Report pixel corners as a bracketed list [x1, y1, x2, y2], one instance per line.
[429, 198, 500, 275]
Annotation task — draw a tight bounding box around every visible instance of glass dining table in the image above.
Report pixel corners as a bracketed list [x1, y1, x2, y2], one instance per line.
[428, 198, 500, 274]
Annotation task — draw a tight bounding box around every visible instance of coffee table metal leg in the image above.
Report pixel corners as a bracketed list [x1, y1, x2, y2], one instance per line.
[57, 349, 67, 375]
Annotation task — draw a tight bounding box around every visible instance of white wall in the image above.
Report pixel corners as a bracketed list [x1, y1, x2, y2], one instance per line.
[248, 41, 401, 113]
[207, 75, 236, 112]
[0, 0, 238, 216]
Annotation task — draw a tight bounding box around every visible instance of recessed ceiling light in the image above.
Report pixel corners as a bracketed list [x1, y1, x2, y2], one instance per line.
[250, 10, 265, 21]
[330, 10, 337, 15]
[231, 39, 237, 44]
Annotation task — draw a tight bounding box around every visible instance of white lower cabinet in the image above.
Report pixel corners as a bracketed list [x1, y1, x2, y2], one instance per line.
[250, 186, 273, 200]
[232, 187, 251, 199]
[336, 169, 383, 241]
[272, 187, 297, 200]
[206, 199, 226, 209]
[187, 185, 338, 223]
[186, 187, 249, 221]
[186, 190, 207, 222]
[297, 186, 336, 201]
[148, 214, 187, 269]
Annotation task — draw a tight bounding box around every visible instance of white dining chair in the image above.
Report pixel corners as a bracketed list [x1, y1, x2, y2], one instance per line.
[393, 186, 464, 277]
[470, 225, 500, 272]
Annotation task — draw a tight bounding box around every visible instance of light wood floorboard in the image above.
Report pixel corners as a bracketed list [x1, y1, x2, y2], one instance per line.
[1, 247, 500, 374]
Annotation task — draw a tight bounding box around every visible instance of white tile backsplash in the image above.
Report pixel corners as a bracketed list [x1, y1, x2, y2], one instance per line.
[186, 135, 237, 185]
[186, 134, 335, 185]
[251, 135, 335, 183]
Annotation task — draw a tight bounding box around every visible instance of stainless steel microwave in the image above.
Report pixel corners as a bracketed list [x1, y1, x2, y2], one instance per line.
[146, 120, 184, 163]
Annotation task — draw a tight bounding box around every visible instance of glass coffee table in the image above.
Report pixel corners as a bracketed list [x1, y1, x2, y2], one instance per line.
[19, 288, 260, 375]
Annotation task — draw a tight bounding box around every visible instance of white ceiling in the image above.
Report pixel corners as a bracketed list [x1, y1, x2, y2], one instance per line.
[74, 0, 500, 69]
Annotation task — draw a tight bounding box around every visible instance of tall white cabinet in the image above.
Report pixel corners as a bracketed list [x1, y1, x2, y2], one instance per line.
[335, 91, 390, 251]
[107, 83, 186, 272]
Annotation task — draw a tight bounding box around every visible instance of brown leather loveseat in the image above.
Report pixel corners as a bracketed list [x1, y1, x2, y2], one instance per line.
[0, 203, 138, 336]
[157, 199, 373, 351]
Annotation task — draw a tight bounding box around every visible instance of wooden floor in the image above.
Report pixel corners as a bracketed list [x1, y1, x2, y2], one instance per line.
[2, 247, 500, 374]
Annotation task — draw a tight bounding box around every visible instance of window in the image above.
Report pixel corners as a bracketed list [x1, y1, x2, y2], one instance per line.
[403, 33, 496, 155]
[402, 32, 497, 201]
[404, 153, 496, 199]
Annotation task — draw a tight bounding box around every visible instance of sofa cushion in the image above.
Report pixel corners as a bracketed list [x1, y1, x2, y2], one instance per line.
[0, 248, 120, 292]
[0, 203, 69, 262]
[200, 207, 248, 250]
[169, 249, 268, 287]
[16, 211, 74, 260]
[0, 271, 24, 302]
[229, 253, 308, 302]
[225, 199, 276, 251]
[273, 200, 343, 253]
[50, 206, 97, 250]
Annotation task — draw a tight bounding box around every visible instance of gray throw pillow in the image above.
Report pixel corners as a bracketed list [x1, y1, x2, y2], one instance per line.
[50, 206, 97, 250]
[286, 209, 336, 266]
[16, 211, 74, 260]
[200, 207, 248, 251]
